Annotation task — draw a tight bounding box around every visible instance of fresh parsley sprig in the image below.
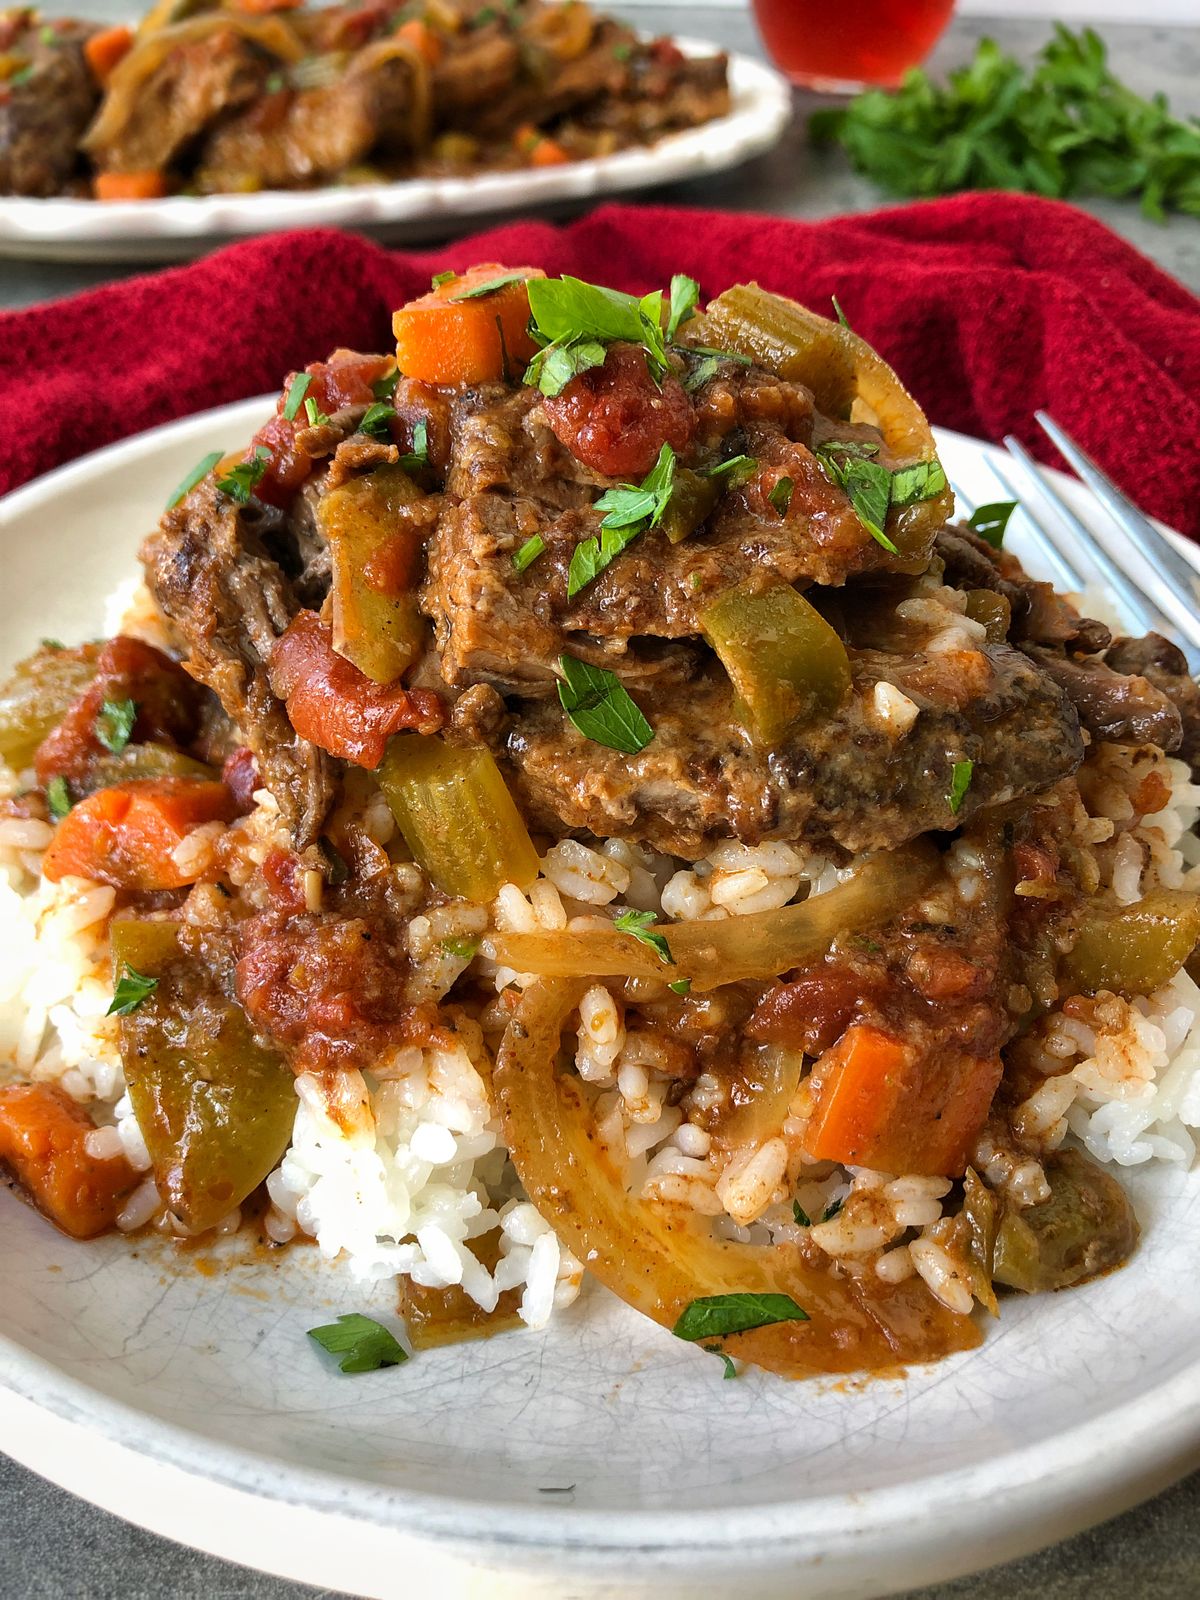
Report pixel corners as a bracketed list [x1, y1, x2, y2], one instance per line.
[45, 776, 72, 821]
[947, 758, 974, 816]
[107, 963, 158, 1017]
[216, 445, 271, 505]
[557, 655, 653, 755]
[815, 443, 947, 554]
[523, 274, 678, 397]
[166, 450, 223, 510]
[612, 908, 673, 966]
[95, 698, 136, 755]
[673, 1293, 809, 1342]
[307, 1313, 408, 1374]
[968, 501, 1018, 550]
[567, 444, 676, 599]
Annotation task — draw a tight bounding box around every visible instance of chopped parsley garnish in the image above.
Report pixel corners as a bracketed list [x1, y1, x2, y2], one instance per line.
[523, 274, 670, 395]
[568, 443, 676, 598]
[557, 654, 653, 755]
[473, 5, 498, 25]
[306, 1313, 408, 1374]
[822, 1197, 844, 1222]
[687, 345, 753, 365]
[792, 1201, 811, 1227]
[669, 978, 692, 996]
[890, 459, 949, 506]
[682, 354, 722, 393]
[165, 450, 223, 510]
[512, 534, 545, 574]
[95, 698, 137, 755]
[768, 476, 794, 517]
[673, 1293, 809, 1342]
[666, 273, 699, 340]
[264, 71, 285, 93]
[968, 500, 1018, 550]
[107, 964, 159, 1017]
[397, 418, 429, 473]
[216, 445, 271, 505]
[39, 24, 57, 44]
[45, 776, 72, 821]
[282, 372, 312, 421]
[704, 1346, 738, 1379]
[815, 447, 896, 551]
[612, 908, 673, 966]
[40, 638, 64, 651]
[947, 758, 974, 815]
[8, 65, 34, 87]
[371, 367, 400, 401]
[831, 294, 852, 329]
[358, 402, 396, 441]
[705, 453, 757, 489]
[304, 396, 332, 428]
[612, 41, 632, 61]
[441, 936, 480, 961]
[450, 271, 530, 301]
[431, 270, 456, 289]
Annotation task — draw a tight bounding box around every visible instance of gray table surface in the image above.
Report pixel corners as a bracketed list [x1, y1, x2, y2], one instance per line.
[3, 5, 1200, 1597]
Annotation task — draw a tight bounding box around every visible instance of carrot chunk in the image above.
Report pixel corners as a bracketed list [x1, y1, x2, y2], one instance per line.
[806, 1023, 1002, 1177]
[0, 1083, 136, 1239]
[393, 17, 443, 64]
[392, 263, 544, 387]
[94, 170, 168, 201]
[83, 24, 133, 83]
[41, 778, 236, 891]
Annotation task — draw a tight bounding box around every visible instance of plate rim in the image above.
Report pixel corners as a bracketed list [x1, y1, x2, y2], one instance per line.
[0, 43, 791, 249]
[2, 404, 1199, 1586]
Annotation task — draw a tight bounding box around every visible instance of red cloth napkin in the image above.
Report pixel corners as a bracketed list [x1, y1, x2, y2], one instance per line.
[4, 192, 1199, 537]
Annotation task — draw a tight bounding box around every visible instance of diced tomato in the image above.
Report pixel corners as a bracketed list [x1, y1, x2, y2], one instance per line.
[269, 611, 444, 767]
[315, 0, 394, 50]
[0, 1083, 137, 1239]
[35, 635, 202, 789]
[806, 1023, 1002, 1177]
[747, 968, 867, 1057]
[250, 350, 395, 507]
[542, 341, 696, 480]
[222, 746, 260, 814]
[261, 846, 306, 912]
[41, 779, 237, 891]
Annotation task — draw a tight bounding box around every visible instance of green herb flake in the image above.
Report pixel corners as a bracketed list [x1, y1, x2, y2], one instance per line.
[307, 1313, 408, 1374]
[166, 449, 223, 510]
[612, 907, 673, 966]
[40, 638, 65, 651]
[673, 1292, 809, 1342]
[822, 1197, 844, 1222]
[450, 271, 529, 301]
[431, 270, 456, 289]
[397, 418, 429, 473]
[831, 294, 852, 330]
[568, 444, 677, 598]
[792, 1201, 811, 1227]
[8, 65, 35, 86]
[282, 372, 312, 422]
[441, 936, 480, 961]
[512, 534, 546, 574]
[524, 274, 669, 384]
[666, 274, 700, 340]
[704, 1346, 738, 1379]
[523, 337, 608, 399]
[304, 396, 332, 428]
[968, 500, 1018, 550]
[705, 453, 757, 490]
[264, 71, 285, 93]
[687, 344, 753, 366]
[557, 655, 653, 755]
[216, 445, 272, 505]
[815, 448, 897, 553]
[668, 977, 692, 996]
[683, 355, 721, 393]
[947, 758, 974, 816]
[358, 402, 396, 441]
[472, 5, 498, 26]
[612, 41, 632, 62]
[371, 367, 400, 402]
[107, 964, 159, 1018]
[39, 24, 58, 45]
[95, 698, 137, 755]
[45, 776, 72, 821]
[768, 476, 793, 517]
[890, 459, 948, 506]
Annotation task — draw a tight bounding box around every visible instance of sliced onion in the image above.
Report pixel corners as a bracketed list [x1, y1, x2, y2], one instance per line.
[483, 842, 939, 992]
[495, 979, 981, 1378]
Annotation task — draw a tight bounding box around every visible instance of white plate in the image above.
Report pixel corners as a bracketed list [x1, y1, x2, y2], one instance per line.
[0, 45, 791, 263]
[2, 408, 1199, 1600]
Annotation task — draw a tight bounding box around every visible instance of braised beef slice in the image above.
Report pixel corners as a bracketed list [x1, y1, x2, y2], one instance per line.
[503, 643, 1084, 858]
[0, 25, 99, 197]
[140, 479, 334, 846]
[1022, 644, 1183, 752]
[1106, 634, 1200, 773]
[935, 525, 1110, 652]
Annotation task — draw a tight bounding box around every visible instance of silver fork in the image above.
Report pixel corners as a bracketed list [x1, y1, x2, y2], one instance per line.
[956, 413, 1200, 677]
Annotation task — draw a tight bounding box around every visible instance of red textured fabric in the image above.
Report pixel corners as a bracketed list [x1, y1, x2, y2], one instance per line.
[3, 192, 1199, 535]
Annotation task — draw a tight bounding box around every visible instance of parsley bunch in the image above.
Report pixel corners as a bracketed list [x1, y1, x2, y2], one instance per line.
[812, 27, 1200, 222]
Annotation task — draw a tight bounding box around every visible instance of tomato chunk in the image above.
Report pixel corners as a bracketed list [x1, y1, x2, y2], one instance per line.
[0, 1083, 137, 1239]
[269, 611, 444, 767]
[806, 1023, 1002, 1178]
[542, 341, 696, 479]
[41, 778, 237, 890]
[249, 350, 395, 507]
[35, 635, 202, 789]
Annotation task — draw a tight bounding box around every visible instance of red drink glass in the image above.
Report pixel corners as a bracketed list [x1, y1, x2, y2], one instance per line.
[751, 0, 955, 93]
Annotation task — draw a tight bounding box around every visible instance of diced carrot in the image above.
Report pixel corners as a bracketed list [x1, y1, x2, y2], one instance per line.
[392, 262, 544, 387]
[41, 779, 236, 892]
[805, 1023, 1002, 1177]
[393, 17, 443, 65]
[83, 24, 133, 83]
[229, 0, 303, 11]
[515, 125, 570, 168]
[0, 1083, 136, 1240]
[93, 170, 168, 201]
